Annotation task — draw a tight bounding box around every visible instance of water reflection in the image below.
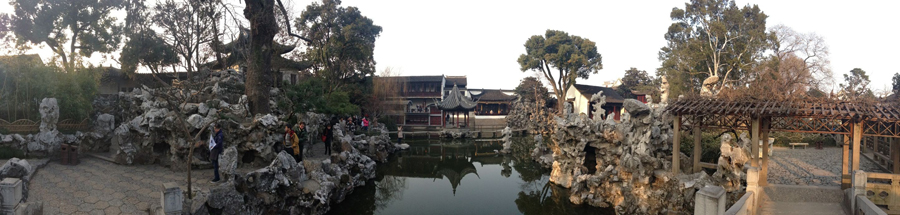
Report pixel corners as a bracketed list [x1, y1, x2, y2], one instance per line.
[328, 138, 613, 215]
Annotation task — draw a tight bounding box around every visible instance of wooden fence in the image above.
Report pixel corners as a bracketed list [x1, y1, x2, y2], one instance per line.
[0, 118, 89, 133]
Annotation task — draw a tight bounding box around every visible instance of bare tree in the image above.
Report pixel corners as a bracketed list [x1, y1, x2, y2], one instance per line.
[370, 67, 406, 120]
[153, 0, 220, 80]
[770, 24, 833, 91]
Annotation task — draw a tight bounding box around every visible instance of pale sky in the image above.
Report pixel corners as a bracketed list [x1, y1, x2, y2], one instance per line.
[2, 0, 899, 93]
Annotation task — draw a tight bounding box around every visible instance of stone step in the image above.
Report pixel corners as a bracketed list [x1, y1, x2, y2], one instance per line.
[758, 201, 846, 215]
[762, 184, 844, 204]
[85, 153, 119, 164]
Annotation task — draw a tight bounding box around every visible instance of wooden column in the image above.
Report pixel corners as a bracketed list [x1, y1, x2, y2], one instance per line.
[751, 117, 760, 168]
[760, 119, 770, 186]
[892, 137, 900, 173]
[673, 115, 681, 174]
[842, 131, 850, 189]
[693, 123, 702, 173]
[853, 122, 862, 171]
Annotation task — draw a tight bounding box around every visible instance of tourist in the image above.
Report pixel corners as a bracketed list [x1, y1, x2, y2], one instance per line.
[195, 123, 224, 183]
[397, 125, 403, 144]
[296, 122, 308, 161]
[283, 124, 298, 161]
[323, 124, 334, 155]
[362, 117, 369, 131]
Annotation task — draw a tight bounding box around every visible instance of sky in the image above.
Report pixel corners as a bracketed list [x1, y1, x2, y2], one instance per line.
[2, 0, 899, 93]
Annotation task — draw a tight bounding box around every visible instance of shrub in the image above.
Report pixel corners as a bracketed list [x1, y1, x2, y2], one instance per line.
[0, 146, 26, 159]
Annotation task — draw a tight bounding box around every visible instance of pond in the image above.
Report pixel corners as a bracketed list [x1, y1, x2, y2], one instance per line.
[328, 137, 615, 215]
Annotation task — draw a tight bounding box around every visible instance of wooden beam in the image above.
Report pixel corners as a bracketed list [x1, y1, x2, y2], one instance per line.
[842, 132, 850, 189]
[693, 123, 702, 173]
[673, 115, 681, 174]
[893, 138, 900, 174]
[761, 119, 770, 186]
[751, 117, 760, 168]
[853, 122, 862, 171]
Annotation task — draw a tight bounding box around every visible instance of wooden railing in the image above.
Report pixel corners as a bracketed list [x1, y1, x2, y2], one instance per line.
[865, 172, 900, 213]
[58, 119, 90, 131]
[0, 118, 89, 133]
[0, 119, 38, 133]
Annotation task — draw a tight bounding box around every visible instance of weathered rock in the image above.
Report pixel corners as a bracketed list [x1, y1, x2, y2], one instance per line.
[219, 146, 239, 179]
[623, 99, 650, 117]
[207, 182, 245, 213]
[94, 114, 116, 135]
[39, 98, 59, 132]
[540, 98, 710, 214]
[198, 103, 210, 115]
[0, 158, 33, 201]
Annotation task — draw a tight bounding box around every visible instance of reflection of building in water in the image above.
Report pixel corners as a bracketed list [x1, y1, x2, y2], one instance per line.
[380, 141, 504, 195]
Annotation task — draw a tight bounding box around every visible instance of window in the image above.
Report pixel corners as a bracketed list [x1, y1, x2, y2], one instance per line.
[290, 74, 298, 85]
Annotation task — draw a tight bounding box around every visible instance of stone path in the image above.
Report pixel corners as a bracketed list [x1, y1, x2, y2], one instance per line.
[767, 146, 884, 186]
[26, 141, 338, 215]
[29, 158, 215, 215]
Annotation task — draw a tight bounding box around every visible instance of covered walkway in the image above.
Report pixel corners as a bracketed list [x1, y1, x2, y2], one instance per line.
[668, 97, 900, 214]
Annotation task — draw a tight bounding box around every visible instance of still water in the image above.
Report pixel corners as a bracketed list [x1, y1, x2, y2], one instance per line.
[328, 138, 615, 215]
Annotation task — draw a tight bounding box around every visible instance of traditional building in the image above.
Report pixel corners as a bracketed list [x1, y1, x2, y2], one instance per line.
[565, 84, 625, 121]
[437, 84, 477, 128]
[399, 76, 445, 126]
[470, 89, 516, 116]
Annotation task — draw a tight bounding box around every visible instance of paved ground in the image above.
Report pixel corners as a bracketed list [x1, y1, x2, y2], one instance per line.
[27, 141, 338, 215]
[767, 146, 885, 186]
[759, 185, 847, 215]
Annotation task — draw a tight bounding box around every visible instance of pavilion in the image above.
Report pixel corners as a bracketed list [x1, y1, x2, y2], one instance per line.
[438, 84, 477, 128]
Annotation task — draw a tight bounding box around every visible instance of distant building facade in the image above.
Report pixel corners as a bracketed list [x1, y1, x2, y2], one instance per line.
[566, 84, 625, 121]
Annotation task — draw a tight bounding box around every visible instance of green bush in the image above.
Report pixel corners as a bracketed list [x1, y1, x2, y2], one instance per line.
[283, 77, 359, 116]
[679, 131, 728, 163]
[0, 146, 26, 159]
[378, 115, 399, 132]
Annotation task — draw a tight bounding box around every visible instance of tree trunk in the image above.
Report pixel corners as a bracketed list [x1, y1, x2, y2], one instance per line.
[243, 0, 278, 115]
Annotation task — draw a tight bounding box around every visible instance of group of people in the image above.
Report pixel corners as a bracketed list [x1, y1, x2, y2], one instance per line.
[199, 114, 378, 183]
[341, 115, 370, 132]
[282, 122, 335, 163]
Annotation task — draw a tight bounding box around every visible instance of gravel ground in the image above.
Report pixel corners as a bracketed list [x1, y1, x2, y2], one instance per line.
[767, 146, 885, 186]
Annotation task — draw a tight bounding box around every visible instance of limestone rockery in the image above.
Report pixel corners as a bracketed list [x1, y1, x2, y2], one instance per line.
[530, 93, 749, 215]
[0, 68, 400, 215]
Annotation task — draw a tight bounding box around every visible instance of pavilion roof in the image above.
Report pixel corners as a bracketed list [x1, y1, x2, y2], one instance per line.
[438, 84, 477, 111]
[666, 97, 900, 121]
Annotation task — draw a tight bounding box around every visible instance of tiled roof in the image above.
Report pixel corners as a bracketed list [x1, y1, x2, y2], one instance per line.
[475, 89, 516, 102]
[445, 76, 467, 87]
[437, 84, 477, 111]
[573, 84, 625, 103]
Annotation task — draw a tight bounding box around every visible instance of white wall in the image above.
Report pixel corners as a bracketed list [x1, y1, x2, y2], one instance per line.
[565, 85, 590, 115]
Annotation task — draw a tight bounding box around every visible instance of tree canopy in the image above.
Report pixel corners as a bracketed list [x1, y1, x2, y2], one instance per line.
[9, 0, 124, 72]
[617, 68, 658, 99]
[658, 0, 768, 97]
[840, 68, 873, 99]
[517, 29, 602, 112]
[514, 76, 550, 104]
[295, 0, 382, 92]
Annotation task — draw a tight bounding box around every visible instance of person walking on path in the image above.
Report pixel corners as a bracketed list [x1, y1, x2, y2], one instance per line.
[323, 124, 334, 155]
[283, 124, 301, 162]
[196, 123, 225, 183]
[397, 125, 403, 144]
[296, 122, 308, 161]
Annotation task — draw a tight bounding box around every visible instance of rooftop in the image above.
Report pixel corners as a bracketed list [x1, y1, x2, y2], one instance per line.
[573, 84, 625, 103]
